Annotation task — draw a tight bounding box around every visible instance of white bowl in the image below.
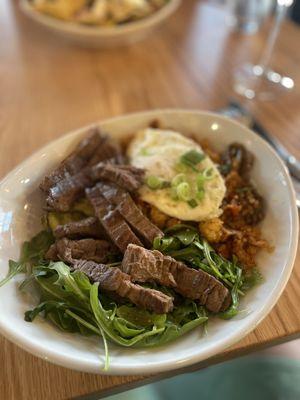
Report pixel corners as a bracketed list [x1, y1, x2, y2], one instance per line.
[20, 0, 181, 47]
[0, 109, 298, 375]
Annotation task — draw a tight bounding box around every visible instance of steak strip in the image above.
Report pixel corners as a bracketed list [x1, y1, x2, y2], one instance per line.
[98, 183, 163, 247]
[72, 259, 174, 314]
[45, 162, 145, 212]
[91, 163, 145, 192]
[54, 216, 107, 239]
[121, 244, 230, 313]
[42, 131, 123, 211]
[86, 185, 143, 253]
[46, 170, 92, 212]
[46, 237, 119, 264]
[40, 129, 103, 192]
[87, 135, 124, 166]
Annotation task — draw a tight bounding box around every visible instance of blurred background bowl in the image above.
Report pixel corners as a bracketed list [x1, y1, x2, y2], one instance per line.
[20, 0, 181, 47]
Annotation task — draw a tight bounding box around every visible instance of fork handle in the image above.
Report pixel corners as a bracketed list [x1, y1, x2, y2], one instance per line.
[251, 119, 300, 181]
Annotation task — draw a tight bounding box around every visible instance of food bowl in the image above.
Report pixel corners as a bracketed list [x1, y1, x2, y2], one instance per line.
[20, 0, 181, 47]
[0, 109, 298, 374]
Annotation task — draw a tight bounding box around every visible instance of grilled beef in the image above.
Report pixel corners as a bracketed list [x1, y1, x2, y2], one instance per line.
[72, 259, 173, 314]
[86, 185, 143, 252]
[91, 163, 144, 191]
[45, 162, 143, 212]
[121, 244, 230, 313]
[54, 217, 107, 239]
[47, 170, 92, 212]
[40, 129, 103, 192]
[46, 238, 119, 264]
[41, 130, 123, 210]
[98, 183, 163, 247]
[87, 135, 124, 166]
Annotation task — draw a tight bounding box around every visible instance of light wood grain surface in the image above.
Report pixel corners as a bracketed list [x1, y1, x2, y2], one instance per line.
[1, 1, 300, 399]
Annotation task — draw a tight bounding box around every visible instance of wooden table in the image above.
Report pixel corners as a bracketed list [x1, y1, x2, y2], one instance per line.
[1, 1, 300, 399]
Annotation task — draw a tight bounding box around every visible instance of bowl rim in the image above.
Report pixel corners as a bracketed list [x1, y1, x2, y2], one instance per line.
[0, 109, 298, 375]
[19, 0, 181, 37]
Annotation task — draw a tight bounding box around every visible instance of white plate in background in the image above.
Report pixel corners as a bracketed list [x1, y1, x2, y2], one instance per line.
[20, 0, 181, 47]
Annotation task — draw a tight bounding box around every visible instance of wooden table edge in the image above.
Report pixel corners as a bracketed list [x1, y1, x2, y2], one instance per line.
[72, 331, 300, 400]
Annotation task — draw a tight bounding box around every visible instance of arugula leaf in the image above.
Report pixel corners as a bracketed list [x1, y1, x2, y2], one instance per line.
[137, 316, 207, 348]
[90, 283, 165, 348]
[219, 268, 242, 320]
[48, 262, 89, 302]
[20, 230, 54, 264]
[242, 269, 264, 291]
[0, 260, 26, 288]
[0, 230, 54, 288]
[170, 300, 206, 326]
[113, 318, 145, 338]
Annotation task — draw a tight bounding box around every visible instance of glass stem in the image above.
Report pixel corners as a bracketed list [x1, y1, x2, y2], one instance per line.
[258, 3, 287, 72]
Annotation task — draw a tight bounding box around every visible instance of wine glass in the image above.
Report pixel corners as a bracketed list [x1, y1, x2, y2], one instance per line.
[233, 0, 295, 100]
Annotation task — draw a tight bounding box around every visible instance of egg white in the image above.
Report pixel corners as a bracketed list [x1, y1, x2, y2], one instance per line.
[127, 128, 226, 221]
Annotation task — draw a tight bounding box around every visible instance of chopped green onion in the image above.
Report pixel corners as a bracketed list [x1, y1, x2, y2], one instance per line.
[176, 182, 192, 201]
[187, 199, 198, 208]
[202, 167, 214, 179]
[171, 173, 187, 187]
[180, 150, 205, 170]
[146, 175, 164, 190]
[196, 189, 205, 201]
[196, 173, 206, 190]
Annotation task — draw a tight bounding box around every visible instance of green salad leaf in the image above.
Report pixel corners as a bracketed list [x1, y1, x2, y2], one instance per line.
[20, 261, 208, 369]
[219, 268, 242, 320]
[0, 229, 54, 288]
[20, 229, 54, 264]
[153, 224, 253, 319]
[242, 268, 264, 291]
[0, 260, 26, 288]
[1, 222, 262, 370]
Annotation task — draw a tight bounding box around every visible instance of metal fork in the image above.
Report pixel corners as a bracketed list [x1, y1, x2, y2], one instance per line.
[219, 100, 300, 208]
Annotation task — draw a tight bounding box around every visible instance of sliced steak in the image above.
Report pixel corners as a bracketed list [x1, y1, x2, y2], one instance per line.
[86, 185, 143, 252]
[54, 217, 107, 239]
[98, 183, 163, 247]
[121, 244, 230, 313]
[41, 130, 123, 211]
[91, 163, 144, 191]
[45, 243, 58, 260]
[87, 135, 124, 166]
[46, 170, 92, 212]
[46, 238, 119, 264]
[72, 259, 173, 314]
[40, 129, 103, 192]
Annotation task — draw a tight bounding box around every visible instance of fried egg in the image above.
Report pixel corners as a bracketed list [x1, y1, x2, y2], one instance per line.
[127, 128, 226, 221]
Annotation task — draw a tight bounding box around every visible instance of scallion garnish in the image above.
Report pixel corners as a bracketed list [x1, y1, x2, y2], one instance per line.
[145, 175, 169, 190]
[196, 174, 205, 190]
[196, 189, 205, 201]
[202, 167, 214, 179]
[171, 173, 187, 187]
[187, 199, 198, 208]
[180, 150, 205, 171]
[176, 182, 192, 201]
